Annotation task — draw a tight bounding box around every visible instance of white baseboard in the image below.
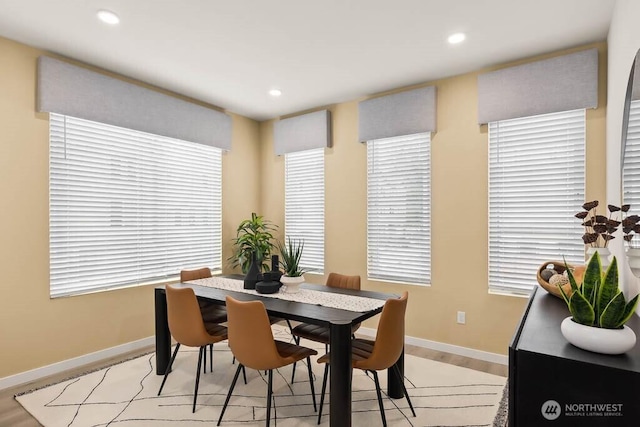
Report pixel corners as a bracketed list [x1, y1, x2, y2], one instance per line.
[357, 327, 508, 366]
[0, 336, 155, 391]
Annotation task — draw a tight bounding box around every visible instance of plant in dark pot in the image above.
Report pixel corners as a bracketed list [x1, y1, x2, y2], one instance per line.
[228, 213, 276, 289]
[278, 237, 307, 294]
[229, 213, 277, 273]
[558, 251, 639, 355]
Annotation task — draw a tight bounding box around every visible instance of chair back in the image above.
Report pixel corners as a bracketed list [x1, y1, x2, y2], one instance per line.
[180, 267, 212, 282]
[356, 291, 408, 371]
[166, 285, 215, 347]
[225, 296, 284, 370]
[326, 273, 361, 290]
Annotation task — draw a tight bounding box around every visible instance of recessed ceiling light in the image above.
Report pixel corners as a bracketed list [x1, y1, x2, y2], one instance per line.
[447, 32, 466, 44]
[97, 10, 120, 25]
[269, 88, 282, 97]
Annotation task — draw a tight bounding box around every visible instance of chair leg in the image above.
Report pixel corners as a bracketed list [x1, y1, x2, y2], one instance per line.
[393, 364, 416, 417]
[193, 346, 204, 413]
[210, 343, 213, 372]
[217, 364, 243, 426]
[266, 369, 273, 427]
[158, 343, 181, 396]
[291, 362, 296, 384]
[242, 365, 247, 385]
[306, 357, 317, 412]
[203, 345, 207, 374]
[371, 371, 387, 427]
[317, 364, 329, 425]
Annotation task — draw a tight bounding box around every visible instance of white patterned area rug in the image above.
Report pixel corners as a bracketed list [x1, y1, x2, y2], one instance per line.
[16, 327, 506, 427]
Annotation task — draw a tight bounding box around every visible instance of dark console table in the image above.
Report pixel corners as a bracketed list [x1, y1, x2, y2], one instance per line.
[509, 286, 640, 426]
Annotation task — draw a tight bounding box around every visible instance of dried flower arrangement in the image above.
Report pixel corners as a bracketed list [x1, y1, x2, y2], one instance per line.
[576, 201, 640, 247]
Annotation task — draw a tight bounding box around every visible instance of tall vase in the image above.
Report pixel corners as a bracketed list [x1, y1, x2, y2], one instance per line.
[586, 247, 611, 270]
[244, 252, 260, 290]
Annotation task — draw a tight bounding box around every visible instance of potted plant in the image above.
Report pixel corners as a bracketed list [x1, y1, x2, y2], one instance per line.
[558, 251, 639, 354]
[575, 201, 640, 268]
[278, 237, 307, 293]
[229, 213, 277, 273]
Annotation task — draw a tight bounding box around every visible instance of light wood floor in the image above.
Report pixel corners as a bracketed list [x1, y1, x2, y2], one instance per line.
[0, 339, 508, 427]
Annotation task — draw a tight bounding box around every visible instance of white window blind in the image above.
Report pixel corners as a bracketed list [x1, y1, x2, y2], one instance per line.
[623, 100, 640, 239]
[49, 114, 222, 298]
[489, 109, 585, 295]
[284, 148, 324, 273]
[367, 133, 431, 285]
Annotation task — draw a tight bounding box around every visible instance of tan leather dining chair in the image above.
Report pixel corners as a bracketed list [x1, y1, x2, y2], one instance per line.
[217, 296, 318, 427]
[157, 284, 228, 413]
[180, 267, 228, 374]
[289, 273, 361, 382]
[316, 291, 415, 426]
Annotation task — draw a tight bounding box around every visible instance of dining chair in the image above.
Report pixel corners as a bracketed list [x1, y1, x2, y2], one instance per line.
[217, 296, 318, 427]
[180, 267, 228, 373]
[289, 273, 361, 382]
[157, 284, 228, 413]
[316, 291, 415, 426]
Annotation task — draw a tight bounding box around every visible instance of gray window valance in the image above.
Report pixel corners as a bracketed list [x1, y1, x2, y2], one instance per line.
[37, 56, 232, 150]
[358, 86, 436, 142]
[273, 110, 331, 155]
[477, 48, 598, 124]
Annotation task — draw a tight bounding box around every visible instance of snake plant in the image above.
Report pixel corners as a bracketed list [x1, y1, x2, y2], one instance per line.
[559, 252, 639, 329]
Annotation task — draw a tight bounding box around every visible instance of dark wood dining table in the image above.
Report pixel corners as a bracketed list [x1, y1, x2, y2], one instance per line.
[154, 279, 404, 427]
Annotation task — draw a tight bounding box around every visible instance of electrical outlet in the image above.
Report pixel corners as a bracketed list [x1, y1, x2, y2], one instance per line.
[457, 311, 466, 324]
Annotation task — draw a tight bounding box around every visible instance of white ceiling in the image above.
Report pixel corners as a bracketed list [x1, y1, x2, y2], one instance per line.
[0, 0, 616, 121]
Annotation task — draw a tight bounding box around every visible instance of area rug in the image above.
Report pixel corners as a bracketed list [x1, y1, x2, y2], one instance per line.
[16, 327, 506, 426]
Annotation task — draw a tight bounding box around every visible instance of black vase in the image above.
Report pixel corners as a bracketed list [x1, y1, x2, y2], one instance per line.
[270, 254, 282, 281]
[244, 252, 260, 290]
[256, 271, 283, 294]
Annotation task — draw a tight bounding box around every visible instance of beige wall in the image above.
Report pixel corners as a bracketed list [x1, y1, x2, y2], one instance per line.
[0, 35, 607, 379]
[259, 42, 607, 355]
[0, 36, 261, 378]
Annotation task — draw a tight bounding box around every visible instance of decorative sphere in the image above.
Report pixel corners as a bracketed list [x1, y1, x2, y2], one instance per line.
[549, 274, 569, 287]
[541, 269, 557, 282]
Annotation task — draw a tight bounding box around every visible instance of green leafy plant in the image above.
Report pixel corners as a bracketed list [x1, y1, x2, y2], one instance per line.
[559, 252, 639, 329]
[278, 237, 307, 277]
[229, 213, 277, 273]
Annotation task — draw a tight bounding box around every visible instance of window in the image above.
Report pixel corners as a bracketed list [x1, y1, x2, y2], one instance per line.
[367, 133, 431, 285]
[489, 109, 585, 295]
[49, 114, 222, 297]
[284, 148, 324, 273]
[623, 100, 640, 232]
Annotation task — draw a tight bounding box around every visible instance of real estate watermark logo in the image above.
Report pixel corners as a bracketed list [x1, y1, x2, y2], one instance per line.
[541, 400, 562, 420]
[541, 399, 624, 420]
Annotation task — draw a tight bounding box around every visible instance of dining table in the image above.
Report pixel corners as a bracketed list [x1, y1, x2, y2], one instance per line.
[154, 277, 404, 427]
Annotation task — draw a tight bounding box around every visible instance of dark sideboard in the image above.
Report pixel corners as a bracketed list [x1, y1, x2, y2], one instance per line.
[509, 286, 640, 426]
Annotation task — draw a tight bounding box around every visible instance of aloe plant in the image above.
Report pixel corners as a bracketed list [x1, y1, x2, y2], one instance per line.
[559, 252, 639, 329]
[278, 237, 307, 277]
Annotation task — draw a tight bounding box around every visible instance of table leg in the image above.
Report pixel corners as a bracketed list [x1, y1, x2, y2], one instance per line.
[155, 288, 171, 375]
[387, 347, 405, 398]
[330, 321, 353, 427]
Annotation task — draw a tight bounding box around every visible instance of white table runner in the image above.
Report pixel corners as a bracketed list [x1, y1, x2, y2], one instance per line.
[190, 276, 387, 313]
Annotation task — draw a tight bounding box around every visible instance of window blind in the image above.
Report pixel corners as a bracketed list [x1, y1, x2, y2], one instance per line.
[284, 148, 325, 273]
[489, 109, 585, 295]
[367, 133, 431, 285]
[623, 100, 640, 247]
[49, 114, 222, 298]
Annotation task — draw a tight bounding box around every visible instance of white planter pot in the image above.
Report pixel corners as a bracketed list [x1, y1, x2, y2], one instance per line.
[280, 275, 305, 293]
[560, 317, 636, 355]
[586, 247, 611, 270]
